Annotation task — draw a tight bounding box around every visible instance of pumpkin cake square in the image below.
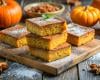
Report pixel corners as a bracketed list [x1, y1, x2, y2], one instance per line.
[0, 25, 30, 47]
[27, 31, 67, 50]
[30, 42, 71, 62]
[67, 23, 95, 46]
[26, 17, 67, 36]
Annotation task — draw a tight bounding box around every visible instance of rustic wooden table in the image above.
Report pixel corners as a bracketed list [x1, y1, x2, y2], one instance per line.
[0, 0, 100, 80]
[1, 45, 100, 80]
[43, 51, 100, 80]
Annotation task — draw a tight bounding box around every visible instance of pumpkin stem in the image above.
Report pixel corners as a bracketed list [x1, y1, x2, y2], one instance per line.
[84, 6, 88, 11]
[0, 0, 6, 6]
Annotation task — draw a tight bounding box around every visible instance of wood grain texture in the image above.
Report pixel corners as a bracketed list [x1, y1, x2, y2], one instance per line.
[78, 53, 100, 80]
[1, 62, 42, 80]
[43, 66, 78, 80]
[0, 39, 100, 75]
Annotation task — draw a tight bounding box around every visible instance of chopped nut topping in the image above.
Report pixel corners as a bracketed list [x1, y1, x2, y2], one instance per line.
[0, 62, 8, 73]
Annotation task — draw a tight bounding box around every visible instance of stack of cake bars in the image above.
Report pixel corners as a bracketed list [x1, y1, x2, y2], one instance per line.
[26, 17, 71, 62]
[0, 17, 95, 62]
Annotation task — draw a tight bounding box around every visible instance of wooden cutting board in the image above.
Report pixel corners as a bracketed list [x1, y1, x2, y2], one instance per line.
[0, 39, 100, 75]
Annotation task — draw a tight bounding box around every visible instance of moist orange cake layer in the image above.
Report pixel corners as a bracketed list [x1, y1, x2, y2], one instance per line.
[30, 42, 71, 62]
[0, 34, 27, 47]
[27, 31, 67, 50]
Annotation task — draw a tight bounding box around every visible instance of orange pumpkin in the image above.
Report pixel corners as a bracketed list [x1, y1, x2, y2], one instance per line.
[91, 0, 100, 10]
[70, 6, 100, 27]
[0, 0, 22, 28]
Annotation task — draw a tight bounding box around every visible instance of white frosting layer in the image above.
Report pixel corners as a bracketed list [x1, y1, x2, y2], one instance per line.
[1, 25, 29, 38]
[8, 28, 26, 37]
[29, 17, 62, 26]
[68, 23, 91, 36]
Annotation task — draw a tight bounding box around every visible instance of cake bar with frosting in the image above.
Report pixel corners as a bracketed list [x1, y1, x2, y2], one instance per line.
[67, 23, 95, 46]
[0, 25, 30, 47]
[26, 17, 67, 36]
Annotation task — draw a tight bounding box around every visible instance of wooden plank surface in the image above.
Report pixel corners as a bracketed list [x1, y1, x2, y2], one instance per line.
[0, 62, 43, 80]
[78, 53, 100, 80]
[43, 66, 78, 80]
[0, 39, 100, 75]
[77, 35, 100, 80]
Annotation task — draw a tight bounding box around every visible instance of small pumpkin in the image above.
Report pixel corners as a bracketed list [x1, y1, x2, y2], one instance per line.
[91, 0, 100, 10]
[70, 6, 100, 27]
[0, 0, 22, 28]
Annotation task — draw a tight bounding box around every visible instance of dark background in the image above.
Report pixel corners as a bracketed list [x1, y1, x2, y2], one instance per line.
[17, 0, 92, 7]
